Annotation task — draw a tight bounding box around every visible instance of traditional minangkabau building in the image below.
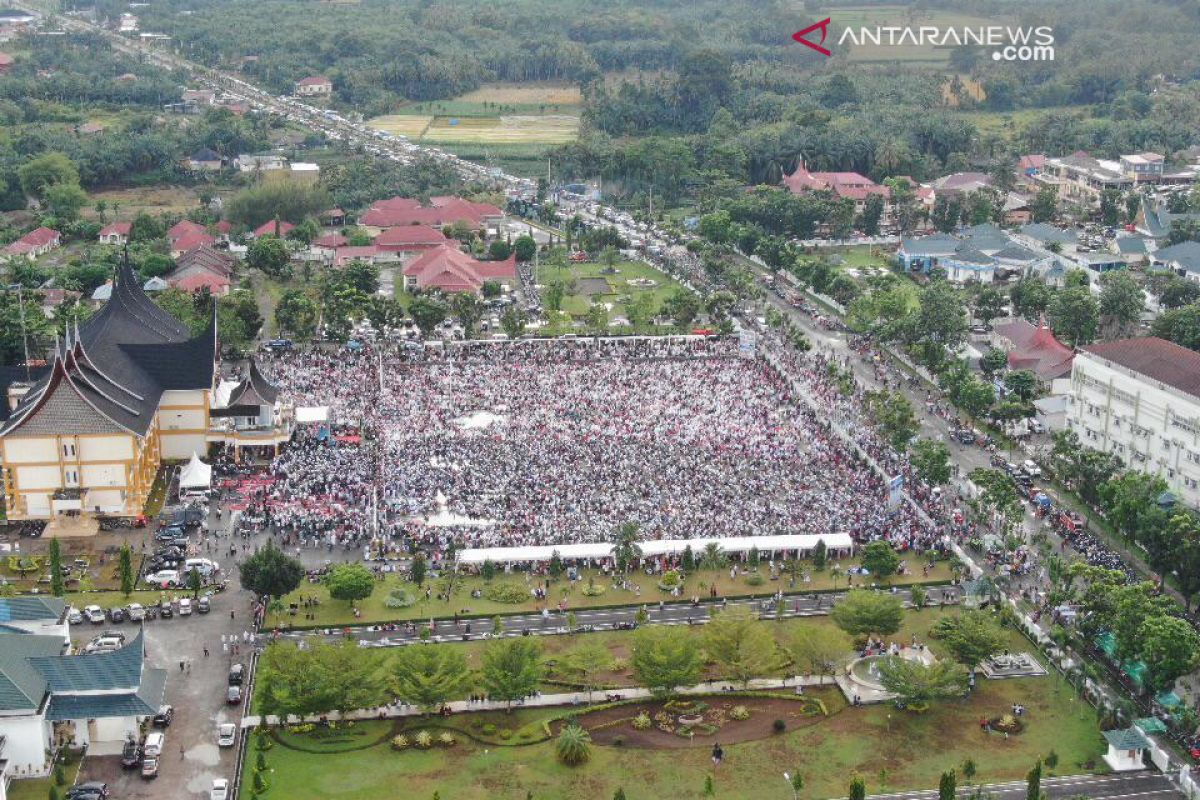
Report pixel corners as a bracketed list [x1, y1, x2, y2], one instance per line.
[0, 256, 217, 520]
[211, 359, 289, 460]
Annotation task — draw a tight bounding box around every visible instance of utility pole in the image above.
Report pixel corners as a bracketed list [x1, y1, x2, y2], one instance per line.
[7, 284, 30, 381]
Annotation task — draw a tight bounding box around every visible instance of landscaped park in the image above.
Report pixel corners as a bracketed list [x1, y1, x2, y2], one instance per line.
[247, 603, 1106, 800]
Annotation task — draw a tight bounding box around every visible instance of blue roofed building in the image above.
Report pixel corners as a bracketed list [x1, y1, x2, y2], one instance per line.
[0, 620, 164, 784]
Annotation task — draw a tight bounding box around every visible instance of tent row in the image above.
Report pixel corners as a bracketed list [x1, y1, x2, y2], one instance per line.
[454, 533, 854, 566]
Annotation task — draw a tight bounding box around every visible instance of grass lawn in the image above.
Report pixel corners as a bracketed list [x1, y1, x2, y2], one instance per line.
[9, 750, 83, 800]
[265, 559, 956, 629]
[249, 610, 1104, 800]
[528, 259, 686, 337]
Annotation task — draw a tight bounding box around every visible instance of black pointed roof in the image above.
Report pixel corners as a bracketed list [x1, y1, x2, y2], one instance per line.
[228, 360, 278, 407]
[0, 256, 217, 437]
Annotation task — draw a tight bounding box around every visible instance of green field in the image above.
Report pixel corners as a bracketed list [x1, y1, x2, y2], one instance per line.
[266, 557, 955, 629]
[249, 609, 1105, 800]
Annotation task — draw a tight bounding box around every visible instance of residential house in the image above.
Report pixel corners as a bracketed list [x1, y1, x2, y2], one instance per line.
[213, 220, 233, 244]
[375, 224, 449, 254]
[235, 153, 286, 173]
[1150, 240, 1200, 282]
[1120, 152, 1165, 183]
[332, 245, 382, 268]
[251, 220, 294, 239]
[401, 244, 515, 294]
[1136, 196, 1200, 243]
[166, 244, 235, 296]
[294, 76, 332, 96]
[359, 196, 504, 233]
[929, 172, 992, 196]
[167, 220, 206, 245]
[898, 224, 1044, 284]
[992, 316, 1075, 393]
[169, 231, 215, 259]
[97, 222, 131, 246]
[781, 163, 889, 215]
[287, 162, 319, 184]
[1068, 336, 1200, 508]
[3, 228, 61, 261]
[310, 233, 348, 260]
[0, 255, 219, 519]
[117, 13, 138, 32]
[1002, 193, 1033, 226]
[185, 148, 222, 172]
[1113, 236, 1154, 267]
[320, 208, 346, 226]
[1038, 152, 1131, 206]
[38, 288, 80, 318]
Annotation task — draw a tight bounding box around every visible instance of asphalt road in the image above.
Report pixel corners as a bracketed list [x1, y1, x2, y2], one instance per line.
[873, 771, 1183, 800]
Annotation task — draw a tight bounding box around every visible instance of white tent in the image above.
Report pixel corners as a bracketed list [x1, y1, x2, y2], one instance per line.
[295, 406, 330, 423]
[178, 452, 212, 490]
[455, 533, 854, 566]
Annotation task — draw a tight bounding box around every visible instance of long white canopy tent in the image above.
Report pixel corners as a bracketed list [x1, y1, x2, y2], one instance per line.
[454, 533, 854, 566]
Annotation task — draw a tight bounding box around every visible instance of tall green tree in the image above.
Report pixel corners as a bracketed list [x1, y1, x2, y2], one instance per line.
[1048, 286, 1099, 347]
[1098, 271, 1144, 337]
[323, 563, 376, 606]
[631, 626, 702, 696]
[118, 544, 134, 597]
[247, 235, 292, 278]
[611, 521, 643, 573]
[860, 541, 901, 582]
[939, 611, 1006, 669]
[560, 642, 615, 702]
[49, 538, 64, 597]
[830, 590, 903, 639]
[702, 606, 781, 686]
[878, 657, 968, 710]
[391, 646, 472, 713]
[910, 438, 952, 486]
[481, 639, 543, 711]
[239, 540, 304, 599]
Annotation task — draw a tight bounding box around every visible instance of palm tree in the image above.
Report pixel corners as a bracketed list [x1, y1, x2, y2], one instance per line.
[611, 522, 642, 574]
[555, 724, 592, 766]
[700, 542, 726, 571]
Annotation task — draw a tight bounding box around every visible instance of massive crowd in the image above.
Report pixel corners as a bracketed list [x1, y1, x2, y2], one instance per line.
[255, 336, 937, 557]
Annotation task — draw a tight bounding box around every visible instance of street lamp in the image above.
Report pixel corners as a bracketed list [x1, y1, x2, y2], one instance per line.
[783, 772, 800, 800]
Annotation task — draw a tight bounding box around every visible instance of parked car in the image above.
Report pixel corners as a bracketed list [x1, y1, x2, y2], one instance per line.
[83, 605, 105, 624]
[179, 598, 193, 616]
[141, 757, 159, 779]
[143, 730, 165, 756]
[127, 603, 145, 622]
[84, 636, 123, 654]
[210, 778, 229, 800]
[66, 607, 83, 625]
[144, 569, 180, 587]
[152, 705, 174, 728]
[121, 738, 142, 768]
[226, 685, 242, 705]
[217, 723, 236, 747]
[159, 600, 173, 618]
[197, 596, 211, 614]
[108, 606, 126, 624]
[1023, 459, 1042, 477]
[67, 783, 109, 799]
[228, 663, 244, 685]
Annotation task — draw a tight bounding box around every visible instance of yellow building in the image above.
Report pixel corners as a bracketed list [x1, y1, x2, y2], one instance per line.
[0, 257, 217, 520]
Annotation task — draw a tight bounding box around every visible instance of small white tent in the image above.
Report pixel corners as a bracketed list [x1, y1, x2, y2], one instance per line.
[178, 452, 212, 491]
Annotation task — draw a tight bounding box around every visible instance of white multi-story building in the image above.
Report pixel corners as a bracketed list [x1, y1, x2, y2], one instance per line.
[1067, 336, 1200, 508]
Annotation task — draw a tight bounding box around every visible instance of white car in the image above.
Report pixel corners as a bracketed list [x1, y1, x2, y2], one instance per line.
[1022, 459, 1043, 477]
[83, 605, 105, 624]
[210, 778, 229, 800]
[144, 570, 180, 587]
[84, 636, 123, 654]
[66, 607, 83, 625]
[217, 724, 236, 747]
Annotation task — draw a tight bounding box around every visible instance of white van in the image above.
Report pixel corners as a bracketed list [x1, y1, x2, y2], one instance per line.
[184, 559, 219, 577]
[143, 731, 165, 757]
[178, 598, 193, 616]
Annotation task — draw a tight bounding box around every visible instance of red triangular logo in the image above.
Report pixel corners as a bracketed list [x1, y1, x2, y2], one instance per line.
[793, 18, 832, 56]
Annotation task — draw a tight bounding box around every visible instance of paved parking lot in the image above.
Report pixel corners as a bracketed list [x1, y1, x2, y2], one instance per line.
[76, 520, 259, 800]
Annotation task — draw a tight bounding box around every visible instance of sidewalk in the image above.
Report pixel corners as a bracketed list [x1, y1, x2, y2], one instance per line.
[240, 675, 835, 728]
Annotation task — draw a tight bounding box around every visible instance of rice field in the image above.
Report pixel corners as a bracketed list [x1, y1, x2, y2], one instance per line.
[365, 115, 434, 137]
[455, 82, 581, 106]
[423, 114, 579, 145]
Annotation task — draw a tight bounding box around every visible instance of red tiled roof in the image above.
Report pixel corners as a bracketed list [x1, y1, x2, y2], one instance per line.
[313, 233, 348, 249]
[375, 225, 448, 249]
[994, 317, 1074, 381]
[99, 222, 132, 237]
[171, 231, 215, 252]
[214, 220, 232, 234]
[20, 227, 61, 246]
[1018, 154, 1046, 172]
[171, 272, 230, 293]
[361, 196, 502, 229]
[297, 76, 330, 86]
[403, 244, 514, 292]
[253, 220, 294, 238]
[168, 220, 206, 242]
[0, 53, 14, 67]
[333, 246, 378, 267]
[782, 165, 886, 197]
[1081, 337, 1200, 400]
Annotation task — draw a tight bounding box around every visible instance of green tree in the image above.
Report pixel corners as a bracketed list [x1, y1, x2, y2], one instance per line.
[391, 646, 471, 713]
[830, 590, 903, 639]
[1003, 370, 1038, 402]
[186, 567, 203, 599]
[812, 540, 827, 570]
[544, 281, 567, 313]
[911, 281, 968, 367]
[939, 771, 957, 800]
[49, 538, 64, 597]
[1098, 271, 1144, 336]
[972, 287, 1006, 328]
[860, 541, 901, 582]
[323, 563, 376, 606]
[18, 152, 79, 200]
[968, 468, 1022, 535]
[1048, 286, 1098, 347]
[513, 234, 537, 262]
[45, 182, 89, 223]
[662, 290, 701, 327]
[410, 551, 427, 585]
[238, 540, 304, 599]
[1139, 615, 1200, 691]
[940, 611, 1006, 669]
[500, 306, 527, 339]
[956, 377, 996, 419]
[246, 235, 292, 278]
[910, 438, 952, 486]
[481, 638, 543, 711]
[878, 657, 968, 710]
[790, 625, 851, 677]
[631, 626, 702, 696]
[488, 239, 513, 260]
[980, 347, 1008, 376]
[556, 723, 592, 766]
[561, 642, 614, 701]
[703, 606, 781, 686]
[1009, 277, 1052, 320]
[611, 521, 643, 573]
[118, 544, 134, 597]
[275, 290, 318, 340]
[1026, 761, 1042, 800]
[450, 292, 484, 339]
[1158, 277, 1200, 309]
[1030, 187, 1057, 223]
[409, 296, 448, 336]
[1152, 305, 1200, 352]
[257, 640, 383, 718]
[866, 390, 919, 451]
[849, 776, 867, 800]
